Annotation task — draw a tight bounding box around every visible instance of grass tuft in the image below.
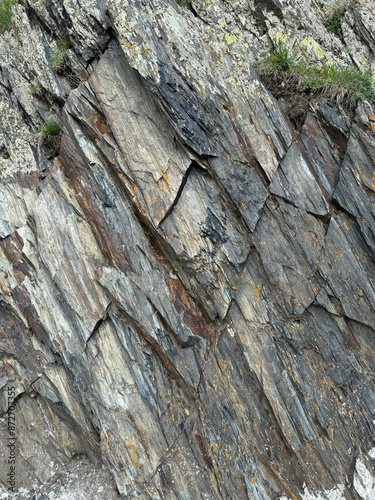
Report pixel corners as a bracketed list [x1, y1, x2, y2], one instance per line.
[40, 122, 61, 137]
[175, 0, 192, 6]
[56, 30, 73, 50]
[29, 82, 42, 95]
[299, 64, 374, 106]
[50, 32, 72, 69]
[256, 39, 300, 74]
[314, 0, 351, 39]
[325, 10, 344, 39]
[0, 0, 17, 35]
[50, 47, 67, 69]
[257, 40, 375, 107]
[36, 121, 62, 159]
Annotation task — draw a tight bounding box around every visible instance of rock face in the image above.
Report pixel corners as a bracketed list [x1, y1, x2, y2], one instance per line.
[1, 0, 375, 498]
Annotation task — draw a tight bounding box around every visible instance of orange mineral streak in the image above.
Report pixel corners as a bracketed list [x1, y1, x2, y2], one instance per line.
[130, 184, 148, 216]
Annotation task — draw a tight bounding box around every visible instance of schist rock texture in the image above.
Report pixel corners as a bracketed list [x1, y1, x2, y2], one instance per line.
[1, 0, 375, 499]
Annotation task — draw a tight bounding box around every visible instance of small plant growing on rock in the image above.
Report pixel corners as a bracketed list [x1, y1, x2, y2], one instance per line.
[37, 121, 62, 159]
[257, 39, 300, 74]
[256, 39, 375, 108]
[0, 0, 17, 35]
[50, 31, 72, 70]
[50, 47, 67, 69]
[175, 0, 192, 6]
[29, 82, 42, 95]
[56, 30, 73, 50]
[302, 65, 375, 106]
[40, 122, 61, 137]
[325, 10, 344, 39]
[313, 0, 350, 40]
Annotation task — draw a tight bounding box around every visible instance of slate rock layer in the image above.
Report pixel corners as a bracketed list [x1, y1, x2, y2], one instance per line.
[1, 1, 375, 499]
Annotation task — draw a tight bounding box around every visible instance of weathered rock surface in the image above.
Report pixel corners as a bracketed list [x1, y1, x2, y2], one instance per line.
[1, 0, 375, 499]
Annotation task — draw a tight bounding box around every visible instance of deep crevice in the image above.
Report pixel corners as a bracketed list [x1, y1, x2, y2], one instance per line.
[331, 199, 357, 221]
[157, 161, 196, 227]
[0, 145, 10, 160]
[83, 302, 112, 351]
[306, 210, 332, 227]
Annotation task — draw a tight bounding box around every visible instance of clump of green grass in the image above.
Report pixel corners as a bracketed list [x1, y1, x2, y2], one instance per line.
[257, 39, 300, 74]
[50, 47, 67, 69]
[300, 64, 374, 106]
[257, 40, 375, 107]
[29, 82, 42, 95]
[50, 31, 73, 69]
[313, 0, 350, 40]
[36, 120, 62, 159]
[175, 0, 192, 6]
[40, 122, 61, 137]
[0, 0, 17, 35]
[56, 30, 73, 50]
[325, 10, 344, 39]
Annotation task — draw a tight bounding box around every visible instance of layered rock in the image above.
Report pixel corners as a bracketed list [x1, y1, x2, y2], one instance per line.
[1, 0, 375, 499]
